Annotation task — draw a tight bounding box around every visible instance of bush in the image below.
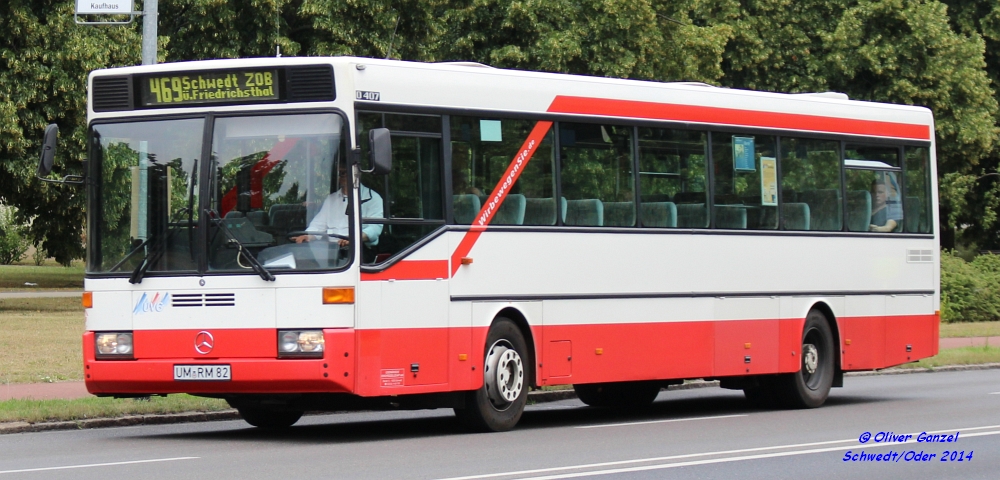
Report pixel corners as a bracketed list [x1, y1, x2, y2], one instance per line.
[0, 206, 31, 265]
[32, 242, 47, 266]
[941, 251, 1000, 323]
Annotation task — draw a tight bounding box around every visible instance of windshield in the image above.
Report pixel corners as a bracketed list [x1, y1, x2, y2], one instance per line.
[88, 118, 203, 274]
[88, 113, 358, 276]
[208, 113, 348, 272]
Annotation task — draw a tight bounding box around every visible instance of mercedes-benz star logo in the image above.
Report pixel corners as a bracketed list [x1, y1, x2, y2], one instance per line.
[194, 331, 215, 355]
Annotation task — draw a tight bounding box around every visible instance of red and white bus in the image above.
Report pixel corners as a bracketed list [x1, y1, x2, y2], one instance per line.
[42, 57, 939, 431]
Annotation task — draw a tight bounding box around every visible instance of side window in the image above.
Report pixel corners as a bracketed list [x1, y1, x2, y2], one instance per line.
[450, 117, 555, 226]
[558, 123, 635, 227]
[637, 128, 708, 228]
[358, 112, 445, 264]
[780, 138, 842, 231]
[844, 144, 902, 233]
[904, 147, 933, 233]
[711, 133, 778, 230]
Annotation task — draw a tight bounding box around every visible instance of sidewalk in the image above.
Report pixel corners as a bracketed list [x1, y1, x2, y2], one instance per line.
[0, 291, 82, 299]
[1, 335, 995, 402]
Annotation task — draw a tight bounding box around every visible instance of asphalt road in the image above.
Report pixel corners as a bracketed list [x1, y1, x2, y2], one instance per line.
[1, 369, 998, 479]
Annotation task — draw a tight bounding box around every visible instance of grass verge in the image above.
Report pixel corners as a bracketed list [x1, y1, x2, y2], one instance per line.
[0, 297, 83, 383]
[0, 265, 83, 290]
[0, 395, 230, 424]
[939, 321, 1000, 338]
[898, 346, 1000, 369]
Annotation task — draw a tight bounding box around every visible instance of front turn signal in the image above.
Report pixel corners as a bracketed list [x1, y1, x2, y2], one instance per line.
[322, 287, 355, 304]
[82, 292, 93, 309]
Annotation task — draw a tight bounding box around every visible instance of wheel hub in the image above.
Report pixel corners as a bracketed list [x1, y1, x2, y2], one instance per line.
[484, 341, 524, 407]
[803, 343, 819, 374]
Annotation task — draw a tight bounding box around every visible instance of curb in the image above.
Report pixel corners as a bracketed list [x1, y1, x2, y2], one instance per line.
[2, 363, 998, 435]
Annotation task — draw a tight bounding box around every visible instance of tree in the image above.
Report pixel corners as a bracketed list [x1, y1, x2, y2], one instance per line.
[0, 0, 140, 264]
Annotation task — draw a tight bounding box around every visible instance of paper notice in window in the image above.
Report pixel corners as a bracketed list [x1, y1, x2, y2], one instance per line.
[761, 157, 778, 206]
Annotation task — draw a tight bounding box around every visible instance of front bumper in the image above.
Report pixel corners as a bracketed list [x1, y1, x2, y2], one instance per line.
[82, 329, 356, 395]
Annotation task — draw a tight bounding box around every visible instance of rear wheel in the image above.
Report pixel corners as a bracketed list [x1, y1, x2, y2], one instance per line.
[454, 318, 529, 432]
[574, 382, 661, 409]
[236, 407, 303, 429]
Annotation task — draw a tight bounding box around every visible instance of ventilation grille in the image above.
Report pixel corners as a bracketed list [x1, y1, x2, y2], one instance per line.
[286, 65, 335, 102]
[907, 249, 934, 263]
[172, 293, 236, 307]
[92, 76, 133, 112]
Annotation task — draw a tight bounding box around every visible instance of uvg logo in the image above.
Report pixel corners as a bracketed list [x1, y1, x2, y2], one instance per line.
[133, 292, 170, 314]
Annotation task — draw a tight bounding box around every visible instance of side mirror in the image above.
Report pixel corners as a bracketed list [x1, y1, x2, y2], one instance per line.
[36, 123, 83, 186]
[368, 128, 392, 175]
[37, 124, 58, 177]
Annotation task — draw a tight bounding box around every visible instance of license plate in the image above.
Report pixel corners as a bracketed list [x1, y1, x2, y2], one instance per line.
[173, 364, 231, 381]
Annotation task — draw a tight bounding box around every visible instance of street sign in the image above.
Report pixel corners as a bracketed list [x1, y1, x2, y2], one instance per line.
[76, 0, 134, 15]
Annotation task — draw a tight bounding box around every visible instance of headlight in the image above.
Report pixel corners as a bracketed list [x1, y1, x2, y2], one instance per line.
[277, 330, 325, 358]
[95, 332, 133, 359]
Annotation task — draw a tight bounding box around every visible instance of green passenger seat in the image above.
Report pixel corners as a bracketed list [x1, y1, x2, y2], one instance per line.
[523, 198, 557, 225]
[493, 194, 526, 225]
[714, 204, 748, 229]
[452, 194, 481, 225]
[603, 201, 636, 227]
[640, 202, 677, 228]
[782, 202, 811, 231]
[676, 203, 708, 228]
[846, 190, 872, 232]
[561, 198, 604, 226]
[797, 189, 843, 231]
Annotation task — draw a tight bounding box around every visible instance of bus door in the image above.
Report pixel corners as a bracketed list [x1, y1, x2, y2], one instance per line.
[357, 113, 451, 392]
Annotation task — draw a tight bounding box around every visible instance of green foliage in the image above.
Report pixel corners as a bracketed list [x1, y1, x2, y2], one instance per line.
[0, 1, 139, 265]
[32, 242, 47, 266]
[0, 206, 32, 265]
[940, 251, 1000, 323]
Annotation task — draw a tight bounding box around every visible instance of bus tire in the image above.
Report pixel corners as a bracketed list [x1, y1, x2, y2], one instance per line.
[574, 382, 660, 409]
[776, 309, 835, 408]
[454, 318, 529, 432]
[237, 407, 303, 429]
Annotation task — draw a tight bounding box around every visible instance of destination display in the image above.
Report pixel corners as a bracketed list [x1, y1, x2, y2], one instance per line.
[139, 69, 280, 107]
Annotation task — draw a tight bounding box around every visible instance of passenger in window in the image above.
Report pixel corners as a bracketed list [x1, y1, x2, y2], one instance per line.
[869, 179, 901, 233]
[292, 164, 384, 246]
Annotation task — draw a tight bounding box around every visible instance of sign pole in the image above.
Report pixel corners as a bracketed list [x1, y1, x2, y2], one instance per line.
[141, 0, 158, 65]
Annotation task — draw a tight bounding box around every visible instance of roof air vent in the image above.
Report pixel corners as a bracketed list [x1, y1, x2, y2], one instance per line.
[286, 65, 335, 102]
[92, 76, 133, 112]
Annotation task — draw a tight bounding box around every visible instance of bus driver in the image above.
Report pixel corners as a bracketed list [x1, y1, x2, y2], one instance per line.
[292, 163, 383, 247]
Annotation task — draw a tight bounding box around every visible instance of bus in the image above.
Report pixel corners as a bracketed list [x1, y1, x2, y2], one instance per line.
[37, 57, 939, 432]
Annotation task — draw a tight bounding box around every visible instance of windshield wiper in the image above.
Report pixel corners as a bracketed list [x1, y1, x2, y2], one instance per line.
[204, 208, 275, 281]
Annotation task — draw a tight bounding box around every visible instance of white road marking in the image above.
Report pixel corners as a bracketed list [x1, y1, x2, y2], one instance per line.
[989, 392, 1000, 395]
[0, 457, 198, 475]
[575, 414, 748, 429]
[436, 424, 1000, 480]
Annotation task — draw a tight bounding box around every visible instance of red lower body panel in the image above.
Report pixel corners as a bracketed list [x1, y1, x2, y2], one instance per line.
[84, 314, 939, 396]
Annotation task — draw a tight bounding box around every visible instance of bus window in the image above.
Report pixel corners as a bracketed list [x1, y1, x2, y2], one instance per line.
[450, 117, 555, 226]
[558, 122, 635, 227]
[711, 133, 778, 230]
[780, 138, 842, 231]
[358, 112, 445, 265]
[637, 128, 708, 228]
[208, 113, 345, 271]
[88, 118, 204, 274]
[904, 147, 933, 233]
[844, 144, 902, 233]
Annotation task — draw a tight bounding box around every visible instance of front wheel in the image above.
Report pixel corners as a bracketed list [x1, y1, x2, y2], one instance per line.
[454, 318, 529, 432]
[775, 309, 835, 408]
[237, 407, 303, 429]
